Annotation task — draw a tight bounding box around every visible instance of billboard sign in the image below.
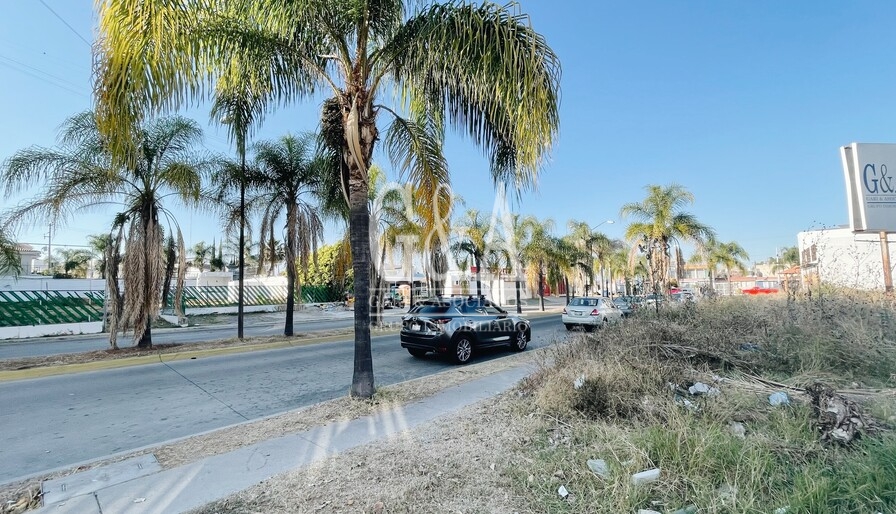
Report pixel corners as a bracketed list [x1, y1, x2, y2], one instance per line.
[841, 143, 896, 232]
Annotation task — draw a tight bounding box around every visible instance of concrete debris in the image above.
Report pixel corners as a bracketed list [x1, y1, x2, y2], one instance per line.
[768, 392, 790, 406]
[574, 374, 586, 390]
[716, 483, 737, 502]
[688, 382, 720, 396]
[631, 468, 661, 486]
[586, 459, 609, 478]
[637, 510, 662, 514]
[557, 485, 569, 499]
[728, 421, 746, 439]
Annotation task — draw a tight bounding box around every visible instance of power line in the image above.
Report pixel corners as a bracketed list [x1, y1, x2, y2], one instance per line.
[38, 0, 92, 48]
[0, 54, 88, 96]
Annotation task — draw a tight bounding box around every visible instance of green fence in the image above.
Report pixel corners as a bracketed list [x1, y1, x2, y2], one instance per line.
[0, 284, 346, 328]
[165, 284, 343, 310]
[0, 290, 105, 328]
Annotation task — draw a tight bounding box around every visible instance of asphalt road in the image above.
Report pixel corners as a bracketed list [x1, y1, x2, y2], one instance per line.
[0, 314, 564, 484]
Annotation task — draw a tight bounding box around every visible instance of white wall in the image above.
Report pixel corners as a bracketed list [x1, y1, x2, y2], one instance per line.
[798, 227, 896, 290]
[0, 276, 107, 291]
[0, 321, 103, 340]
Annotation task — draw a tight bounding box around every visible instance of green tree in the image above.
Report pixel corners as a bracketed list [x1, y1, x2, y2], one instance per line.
[248, 133, 326, 337]
[191, 241, 210, 271]
[55, 248, 93, 278]
[86, 233, 112, 279]
[0, 112, 204, 348]
[697, 239, 750, 294]
[521, 217, 556, 312]
[0, 226, 22, 276]
[620, 184, 715, 294]
[451, 209, 495, 297]
[94, 0, 560, 398]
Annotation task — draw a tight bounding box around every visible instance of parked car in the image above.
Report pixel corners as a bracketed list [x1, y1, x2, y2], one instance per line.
[562, 296, 624, 330]
[383, 291, 405, 308]
[611, 296, 634, 317]
[400, 296, 530, 364]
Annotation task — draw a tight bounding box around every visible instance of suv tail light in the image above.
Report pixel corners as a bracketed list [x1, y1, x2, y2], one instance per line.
[590, 309, 599, 316]
[562, 308, 567, 315]
[433, 318, 452, 324]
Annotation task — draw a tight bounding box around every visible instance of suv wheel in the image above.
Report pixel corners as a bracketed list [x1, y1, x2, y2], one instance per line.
[452, 334, 474, 364]
[510, 327, 528, 352]
[407, 348, 428, 358]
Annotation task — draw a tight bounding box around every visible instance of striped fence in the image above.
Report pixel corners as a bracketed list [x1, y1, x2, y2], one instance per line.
[0, 290, 105, 328]
[0, 285, 345, 328]
[167, 284, 341, 309]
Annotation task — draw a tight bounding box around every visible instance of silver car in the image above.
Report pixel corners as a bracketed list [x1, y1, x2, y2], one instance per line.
[562, 296, 624, 331]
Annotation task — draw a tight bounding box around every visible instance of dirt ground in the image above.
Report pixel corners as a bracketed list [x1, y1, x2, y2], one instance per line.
[0, 335, 547, 514]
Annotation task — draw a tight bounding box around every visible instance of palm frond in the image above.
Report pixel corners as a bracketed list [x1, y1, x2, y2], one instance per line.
[382, 1, 560, 190]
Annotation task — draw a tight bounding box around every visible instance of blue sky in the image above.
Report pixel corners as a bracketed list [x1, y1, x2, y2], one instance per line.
[1, 1, 893, 264]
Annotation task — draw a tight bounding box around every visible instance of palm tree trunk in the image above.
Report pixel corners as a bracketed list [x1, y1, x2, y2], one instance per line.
[349, 166, 374, 398]
[238, 154, 246, 339]
[515, 278, 522, 314]
[347, 97, 377, 398]
[474, 255, 482, 297]
[564, 277, 570, 305]
[538, 260, 545, 312]
[284, 205, 298, 336]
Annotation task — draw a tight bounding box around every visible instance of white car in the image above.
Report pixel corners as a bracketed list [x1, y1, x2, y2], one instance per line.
[562, 296, 624, 331]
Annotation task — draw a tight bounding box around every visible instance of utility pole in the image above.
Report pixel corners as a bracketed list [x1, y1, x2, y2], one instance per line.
[44, 223, 54, 274]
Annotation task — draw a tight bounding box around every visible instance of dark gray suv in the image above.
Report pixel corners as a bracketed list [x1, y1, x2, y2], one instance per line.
[400, 296, 531, 364]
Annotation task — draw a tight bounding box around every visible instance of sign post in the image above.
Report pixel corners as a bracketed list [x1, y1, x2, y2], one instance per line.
[841, 143, 896, 292]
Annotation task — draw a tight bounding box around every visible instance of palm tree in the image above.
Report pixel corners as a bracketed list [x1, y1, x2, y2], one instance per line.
[451, 209, 494, 297]
[248, 133, 326, 337]
[555, 236, 584, 304]
[86, 233, 112, 278]
[620, 184, 715, 295]
[211, 74, 266, 340]
[567, 220, 612, 296]
[0, 111, 204, 348]
[693, 239, 750, 294]
[55, 248, 93, 278]
[94, 1, 561, 398]
[502, 214, 530, 314]
[0, 226, 21, 276]
[191, 241, 210, 271]
[521, 217, 556, 312]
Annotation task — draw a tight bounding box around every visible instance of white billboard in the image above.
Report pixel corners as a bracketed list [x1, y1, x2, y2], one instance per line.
[841, 143, 896, 232]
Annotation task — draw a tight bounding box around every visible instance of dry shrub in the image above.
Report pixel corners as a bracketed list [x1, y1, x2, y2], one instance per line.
[526, 291, 896, 424]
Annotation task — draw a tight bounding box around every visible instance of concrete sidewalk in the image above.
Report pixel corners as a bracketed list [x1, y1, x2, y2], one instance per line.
[34, 364, 535, 514]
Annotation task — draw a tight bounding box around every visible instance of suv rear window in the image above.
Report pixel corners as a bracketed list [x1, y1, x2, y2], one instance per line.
[412, 304, 452, 314]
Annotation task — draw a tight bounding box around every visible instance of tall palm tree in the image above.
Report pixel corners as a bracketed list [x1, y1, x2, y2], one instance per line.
[451, 209, 494, 297]
[504, 214, 531, 314]
[620, 184, 715, 294]
[521, 217, 555, 312]
[86, 233, 112, 279]
[211, 73, 267, 340]
[94, 0, 560, 398]
[693, 239, 750, 294]
[248, 133, 326, 337]
[0, 111, 204, 348]
[567, 220, 612, 296]
[555, 235, 585, 304]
